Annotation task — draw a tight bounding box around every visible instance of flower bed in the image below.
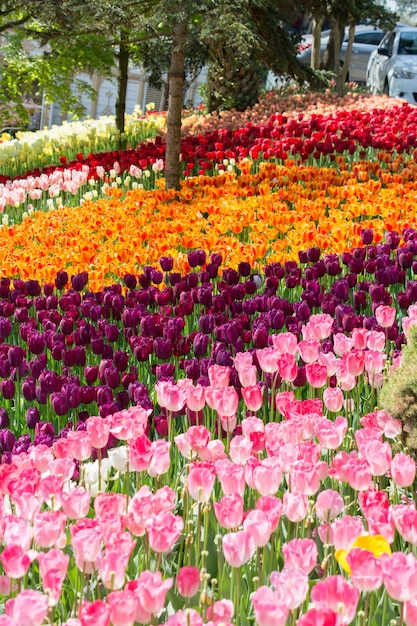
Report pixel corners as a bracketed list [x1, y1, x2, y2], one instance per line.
[1, 93, 417, 626]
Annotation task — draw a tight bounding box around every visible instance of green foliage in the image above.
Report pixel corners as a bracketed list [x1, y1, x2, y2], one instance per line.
[380, 326, 417, 453]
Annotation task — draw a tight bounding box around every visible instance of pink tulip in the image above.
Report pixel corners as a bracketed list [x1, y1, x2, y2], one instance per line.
[322, 387, 344, 413]
[297, 608, 343, 625]
[331, 516, 365, 550]
[277, 353, 298, 382]
[344, 349, 365, 378]
[352, 327, 369, 350]
[228, 435, 253, 466]
[209, 386, 239, 417]
[381, 552, 417, 601]
[96, 549, 131, 590]
[0, 544, 36, 579]
[283, 491, 308, 522]
[128, 434, 153, 472]
[155, 380, 187, 412]
[130, 570, 173, 615]
[233, 352, 253, 371]
[364, 349, 386, 375]
[208, 364, 230, 387]
[79, 599, 111, 626]
[341, 455, 373, 491]
[206, 599, 234, 623]
[222, 530, 256, 567]
[251, 585, 290, 626]
[37, 548, 69, 605]
[11, 492, 41, 522]
[70, 522, 103, 572]
[256, 495, 283, 532]
[2, 514, 33, 551]
[404, 597, 417, 626]
[391, 452, 416, 487]
[185, 383, 206, 412]
[271, 332, 298, 355]
[5, 590, 49, 626]
[333, 333, 353, 357]
[375, 304, 396, 328]
[392, 504, 417, 545]
[215, 459, 246, 495]
[282, 538, 318, 574]
[366, 330, 386, 351]
[148, 439, 171, 477]
[315, 489, 344, 522]
[306, 362, 328, 388]
[177, 566, 201, 597]
[310, 575, 360, 624]
[146, 512, 184, 553]
[199, 439, 226, 462]
[242, 385, 264, 412]
[238, 364, 258, 388]
[316, 416, 347, 450]
[304, 313, 333, 341]
[275, 391, 296, 417]
[213, 493, 244, 529]
[290, 460, 322, 496]
[61, 487, 91, 520]
[187, 461, 216, 502]
[66, 430, 92, 461]
[243, 509, 272, 547]
[107, 590, 137, 626]
[346, 548, 383, 592]
[361, 439, 391, 476]
[94, 493, 126, 517]
[297, 338, 320, 364]
[86, 415, 111, 449]
[270, 567, 309, 609]
[252, 457, 282, 496]
[256, 347, 280, 373]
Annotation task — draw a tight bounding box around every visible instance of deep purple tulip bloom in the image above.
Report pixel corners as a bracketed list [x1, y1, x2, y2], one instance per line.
[0, 429, 16, 453]
[51, 392, 69, 416]
[55, 271, 69, 290]
[159, 256, 174, 272]
[153, 337, 173, 360]
[0, 318, 11, 339]
[1, 379, 14, 400]
[124, 273, 137, 290]
[360, 228, 374, 245]
[26, 407, 40, 429]
[28, 331, 46, 355]
[0, 409, 9, 429]
[7, 346, 25, 368]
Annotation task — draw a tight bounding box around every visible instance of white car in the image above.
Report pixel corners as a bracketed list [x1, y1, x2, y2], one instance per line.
[366, 26, 417, 104]
[298, 25, 384, 83]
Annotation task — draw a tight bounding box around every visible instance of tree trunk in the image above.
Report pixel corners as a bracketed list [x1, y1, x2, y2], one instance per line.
[116, 36, 129, 147]
[165, 20, 187, 191]
[311, 17, 323, 70]
[339, 21, 355, 88]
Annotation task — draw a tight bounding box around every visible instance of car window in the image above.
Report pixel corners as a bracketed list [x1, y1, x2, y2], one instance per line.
[398, 32, 417, 55]
[378, 31, 395, 55]
[354, 32, 383, 45]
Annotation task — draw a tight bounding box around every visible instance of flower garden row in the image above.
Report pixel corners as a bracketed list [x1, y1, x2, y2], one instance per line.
[1, 93, 417, 625]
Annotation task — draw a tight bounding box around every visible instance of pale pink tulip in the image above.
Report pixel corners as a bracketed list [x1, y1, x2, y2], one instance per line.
[283, 491, 308, 522]
[382, 552, 417, 601]
[391, 453, 416, 487]
[310, 575, 360, 624]
[251, 585, 290, 626]
[271, 332, 298, 355]
[5, 590, 49, 626]
[213, 494, 244, 529]
[243, 509, 272, 547]
[270, 567, 309, 609]
[187, 461, 216, 502]
[215, 459, 246, 496]
[315, 489, 344, 522]
[282, 538, 318, 574]
[323, 387, 344, 413]
[346, 548, 383, 592]
[107, 589, 137, 626]
[145, 512, 184, 553]
[375, 304, 396, 328]
[297, 608, 343, 625]
[222, 530, 256, 567]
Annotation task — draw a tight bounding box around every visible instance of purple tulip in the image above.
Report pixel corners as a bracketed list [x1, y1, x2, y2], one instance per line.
[0, 409, 9, 429]
[0, 429, 16, 453]
[26, 407, 41, 429]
